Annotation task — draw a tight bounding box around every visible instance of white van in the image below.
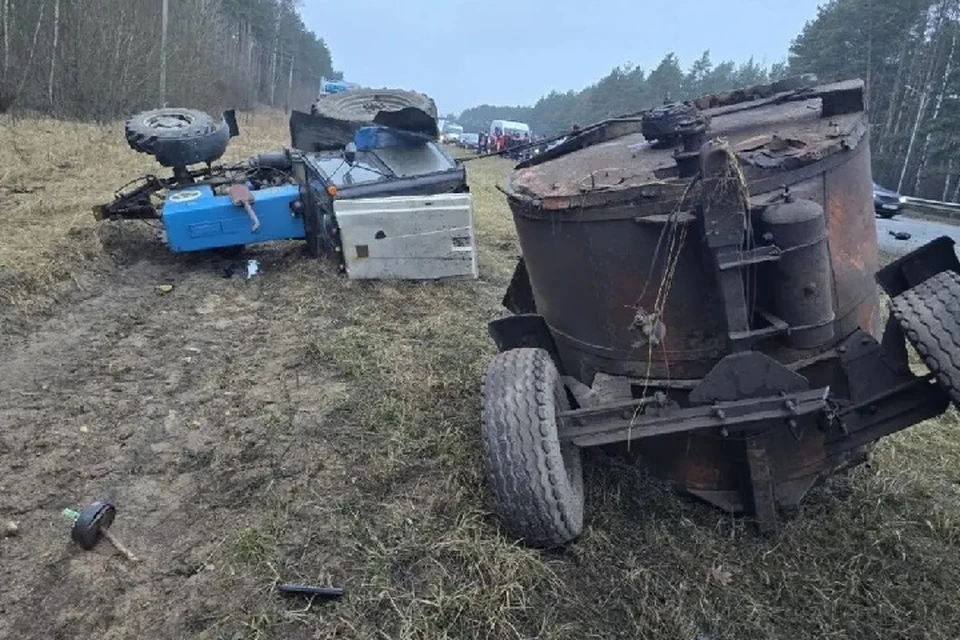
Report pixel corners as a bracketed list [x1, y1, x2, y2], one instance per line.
[489, 119, 531, 138]
[442, 123, 464, 143]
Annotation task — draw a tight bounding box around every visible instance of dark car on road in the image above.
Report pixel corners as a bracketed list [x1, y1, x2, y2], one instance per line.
[459, 132, 480, 150]
[874, 182, 904, 218]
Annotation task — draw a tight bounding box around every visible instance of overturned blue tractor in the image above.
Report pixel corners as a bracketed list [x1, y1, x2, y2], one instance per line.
[96, 89, 478, 281]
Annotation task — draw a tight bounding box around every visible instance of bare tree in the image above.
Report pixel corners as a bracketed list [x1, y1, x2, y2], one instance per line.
[285, 52, 293, 112]
[269, 13, 280, 106]
[897, 1, 952, 193]
[47, 0, 58, 106]
[160, 0, 168, 106]
[3, 0, 337, 118]
[2, 0, 9, 80]
[914, 24, 957, 195]
[15, 1, 43, 99]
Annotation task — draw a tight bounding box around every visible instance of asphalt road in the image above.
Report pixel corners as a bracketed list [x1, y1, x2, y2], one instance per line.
[876, 215, 960, 255]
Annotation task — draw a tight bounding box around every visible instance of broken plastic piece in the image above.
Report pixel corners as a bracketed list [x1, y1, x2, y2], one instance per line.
[277, 583, 344, 599]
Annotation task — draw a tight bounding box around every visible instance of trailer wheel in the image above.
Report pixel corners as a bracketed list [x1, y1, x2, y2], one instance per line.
[891, 269, 960, 405]
[480, 348, 584, 548]
[125, 108, 230, 168]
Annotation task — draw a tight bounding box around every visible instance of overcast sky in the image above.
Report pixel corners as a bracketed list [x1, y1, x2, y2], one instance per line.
[299, 0, 826, 115]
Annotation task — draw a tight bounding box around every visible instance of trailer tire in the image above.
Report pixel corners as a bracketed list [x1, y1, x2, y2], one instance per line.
[125, 108, 230, 167]
[480, 348, 584, 548]
[891, 269, 960, 406]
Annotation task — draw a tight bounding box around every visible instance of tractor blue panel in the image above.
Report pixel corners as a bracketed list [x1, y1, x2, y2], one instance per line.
[161, 184, 304, 253]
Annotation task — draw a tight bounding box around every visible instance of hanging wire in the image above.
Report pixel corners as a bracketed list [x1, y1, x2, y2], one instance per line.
[627, 143, 757, 442]
[624, 176, 700, 444]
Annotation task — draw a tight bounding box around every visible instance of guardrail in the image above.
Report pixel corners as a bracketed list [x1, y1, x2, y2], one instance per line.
[901, 196, 960, 220]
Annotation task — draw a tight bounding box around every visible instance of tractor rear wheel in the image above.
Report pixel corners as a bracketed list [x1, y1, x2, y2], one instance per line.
[891, 269, 960, 405]
[309, 88, 439, 138]
[480, 348, 584, 548]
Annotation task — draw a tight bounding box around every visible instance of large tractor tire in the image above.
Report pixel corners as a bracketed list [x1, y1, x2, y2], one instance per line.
[480, 348, 584, 548]
[891, 269, 960, 406]
[125, 108, 230, 168]
[771, 73, 819, 93]
[309, 88, 439, 139]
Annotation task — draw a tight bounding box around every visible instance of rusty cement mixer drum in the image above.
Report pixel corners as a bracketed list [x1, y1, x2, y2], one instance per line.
[482, 78, 957, 547]
[506, 82, 878, 383]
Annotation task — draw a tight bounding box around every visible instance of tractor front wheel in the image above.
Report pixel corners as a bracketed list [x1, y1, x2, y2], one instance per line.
[125, 108, 230, 168]
[480, 348, 584, 548]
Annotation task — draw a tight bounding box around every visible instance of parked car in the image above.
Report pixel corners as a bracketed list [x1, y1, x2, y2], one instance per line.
[459, 132, 480, 150]
[874, 182, 905, 218]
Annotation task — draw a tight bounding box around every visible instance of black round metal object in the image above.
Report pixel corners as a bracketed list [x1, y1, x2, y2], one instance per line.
[249, 151, 293, 171]
[70, 501, 116, 550]
[641, 102, 710, 148]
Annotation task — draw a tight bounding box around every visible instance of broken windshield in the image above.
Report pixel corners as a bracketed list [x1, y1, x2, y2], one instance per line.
[374, 144, 456, 178]
[308, 154, 388, 187]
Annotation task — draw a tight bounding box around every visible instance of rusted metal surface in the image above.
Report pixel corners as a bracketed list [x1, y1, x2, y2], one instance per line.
[514, 207, 728, 380]
[698, 141, 754, 352]
[506, 81, 876, 384]
[550, 328, 948, 524]
[493, 78, 954, 526]
[556, 387, 830, 447]
[761, 198, 835, 349]
[509, 86, 867, 210]
[824, 141, 881, 338]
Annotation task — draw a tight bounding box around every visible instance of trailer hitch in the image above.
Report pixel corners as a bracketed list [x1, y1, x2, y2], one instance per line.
[93, 165, 220, 221]
[93, 174, 167, 220]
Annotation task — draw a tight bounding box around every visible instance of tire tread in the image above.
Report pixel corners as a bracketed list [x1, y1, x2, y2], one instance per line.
[891, 270, 960, 406]
[480, 348, 584, 548]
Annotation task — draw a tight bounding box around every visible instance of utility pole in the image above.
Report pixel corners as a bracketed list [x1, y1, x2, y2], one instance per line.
[160, 0, 168, 106]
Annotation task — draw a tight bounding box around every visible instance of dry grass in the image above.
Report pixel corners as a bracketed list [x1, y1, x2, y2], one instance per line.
[4, 116, 960, 639]
[0, 111, 288, 315]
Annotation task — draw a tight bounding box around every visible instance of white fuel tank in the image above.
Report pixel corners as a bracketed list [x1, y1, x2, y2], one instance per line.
[333, 193, 478, 281]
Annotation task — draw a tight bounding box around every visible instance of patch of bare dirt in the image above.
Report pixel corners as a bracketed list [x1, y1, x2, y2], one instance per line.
[0, 248, 352, 639]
